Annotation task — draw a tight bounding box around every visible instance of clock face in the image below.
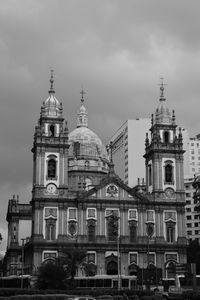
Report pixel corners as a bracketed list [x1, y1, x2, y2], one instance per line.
[47, 183, 57, 194]
[165, 188, 174, 198]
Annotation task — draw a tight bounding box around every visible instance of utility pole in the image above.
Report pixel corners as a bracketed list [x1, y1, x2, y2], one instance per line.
[21, 238, 25, 289]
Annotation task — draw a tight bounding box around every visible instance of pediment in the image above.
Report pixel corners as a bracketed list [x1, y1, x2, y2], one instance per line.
[87, 179, 136, 200]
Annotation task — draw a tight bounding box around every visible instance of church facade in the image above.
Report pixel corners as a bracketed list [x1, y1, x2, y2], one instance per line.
[4, 73, 187, 286]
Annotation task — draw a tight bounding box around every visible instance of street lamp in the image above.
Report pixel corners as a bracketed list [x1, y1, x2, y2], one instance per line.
[146, 222, 154, 289]
[117, 231, 121, 291]
[21, 238, 25, 289]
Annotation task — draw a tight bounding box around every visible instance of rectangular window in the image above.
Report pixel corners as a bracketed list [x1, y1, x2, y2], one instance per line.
[146, 210, 155, 223]
[87, 208, 96, 219]
[186, 208, 191, 212]
[187, 216, 192, 220]
[186, 193, 191, 198]
[129, 252, 137, 265]
[195, 230, 199, 235]
[187, 231, 192, 235]
[195, 223, 199, 227]
[68, 208, 77, 220]
[149, 253, 155, 265]
[43, 251, 57, 262]
[187, 224, 192, 228]
[128, 209, 138, 221]
[87, 252, 96, 264]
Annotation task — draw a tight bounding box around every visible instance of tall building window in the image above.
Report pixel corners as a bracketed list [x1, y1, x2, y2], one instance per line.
[49, 124, 55, 137]
[45, 218, 56, 240]
[47, 159, 56, 178]
[68, 208, 77, 236]
[163, 131, 169, 143]
[106, 210, 119, 241]
[87, 220, 96, 242]
[164, 211, 176, 243]
[44, 207, 57, 241]
[129, 221, 137, 242]
[165, 164, 173, 183]
[166, 221, 175, 243]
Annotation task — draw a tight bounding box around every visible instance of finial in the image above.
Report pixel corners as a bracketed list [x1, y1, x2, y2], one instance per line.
[159, 77, 167, 99]
[108, 141, 115, 175]
[80, 86, 86, 104]
[109, 141, 113, 163]
[49, 69, 55, 93]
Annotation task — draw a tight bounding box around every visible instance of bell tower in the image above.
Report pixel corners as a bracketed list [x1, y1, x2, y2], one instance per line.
[32, 71, 69, 198]
[144, 81, 185, 202]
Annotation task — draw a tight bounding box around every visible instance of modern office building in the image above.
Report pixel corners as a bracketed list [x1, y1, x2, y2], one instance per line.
[186, 134, 200, 176]
[110, 119, 151, 188]
[4, 76, 187, 285]
[184, 175, 200, 243]
[183, 134, 200, 243]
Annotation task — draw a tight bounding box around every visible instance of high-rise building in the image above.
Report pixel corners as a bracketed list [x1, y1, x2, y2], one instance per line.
[182, 134, 200, 243]
[186, 134, 200, 176]
[110, 119, 151, 187]
[4, 75, 187, 285]
[184, 175, 200, 243]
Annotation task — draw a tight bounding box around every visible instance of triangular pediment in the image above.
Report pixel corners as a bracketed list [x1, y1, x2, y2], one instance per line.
[84, 175, 139, 201]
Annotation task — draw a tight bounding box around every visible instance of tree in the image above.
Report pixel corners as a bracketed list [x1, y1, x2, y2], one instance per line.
[82, 262, 97, 277]
[36, 261, 67, 289]
[58, 247, 87, 285]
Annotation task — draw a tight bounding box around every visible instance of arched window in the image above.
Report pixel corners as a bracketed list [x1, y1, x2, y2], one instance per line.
[48, 159, 56, 178]
[166, 261, 176, 278]
[49, 125, 55, 137]
[164, 131, 169, 143]
[165, 164, 173, 183]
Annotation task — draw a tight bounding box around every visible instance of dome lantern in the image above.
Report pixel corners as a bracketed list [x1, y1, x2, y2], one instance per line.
[41, 70, 63, 118]
[77, 87, 88, 128]
[154, 78, 173, 125]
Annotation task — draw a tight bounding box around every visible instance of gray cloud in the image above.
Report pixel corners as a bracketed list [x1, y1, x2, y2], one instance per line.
[0, 0, 200, 252]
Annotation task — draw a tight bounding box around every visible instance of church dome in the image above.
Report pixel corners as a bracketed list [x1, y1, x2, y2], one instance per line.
[155, 83, 172, 124]
[68, 90, 109, 173]
[68, 126, 108, 160]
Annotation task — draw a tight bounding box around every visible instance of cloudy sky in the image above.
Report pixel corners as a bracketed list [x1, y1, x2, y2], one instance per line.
[1, 0, 200, 253]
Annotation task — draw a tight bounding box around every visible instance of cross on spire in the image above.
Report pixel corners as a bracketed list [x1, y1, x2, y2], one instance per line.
[49, 69, 55, 93]
[159, 77, 167, 99]
[80, 86, 86, 103]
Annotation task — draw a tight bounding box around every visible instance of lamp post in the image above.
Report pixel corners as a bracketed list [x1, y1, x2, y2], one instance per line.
[21, 238, 25, 289]
[117, 232, 121, 291]
[146, 222, 154, 289]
